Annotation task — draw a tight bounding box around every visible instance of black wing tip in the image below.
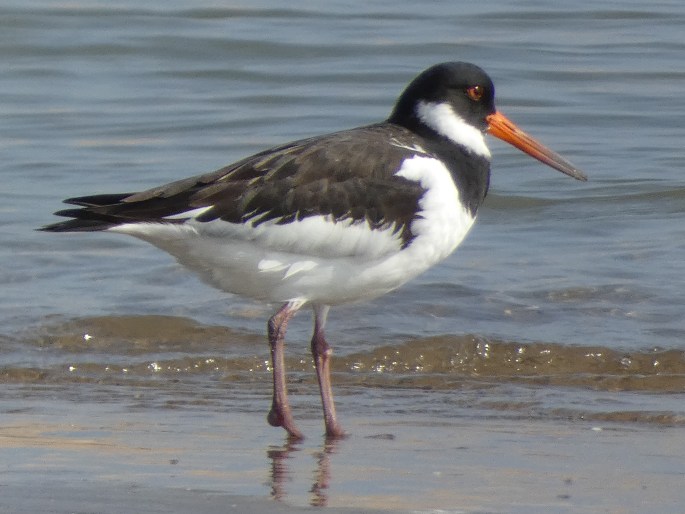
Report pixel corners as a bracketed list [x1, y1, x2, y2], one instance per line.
[39, 219, 117, 232]
[39, 192, 141, 232]
[39, 207, 121, 232]
[62, 192, 134, 207]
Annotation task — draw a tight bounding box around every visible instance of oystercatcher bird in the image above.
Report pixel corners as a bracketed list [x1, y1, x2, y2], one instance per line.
[42, 62, 586, 440]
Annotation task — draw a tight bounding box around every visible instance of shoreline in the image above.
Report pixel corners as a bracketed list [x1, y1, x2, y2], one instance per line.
[2, 399, 683, 513]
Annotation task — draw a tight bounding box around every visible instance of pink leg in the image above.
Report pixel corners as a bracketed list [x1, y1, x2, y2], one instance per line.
[267, 301, 305, 440]
[311, 305, 345, 439]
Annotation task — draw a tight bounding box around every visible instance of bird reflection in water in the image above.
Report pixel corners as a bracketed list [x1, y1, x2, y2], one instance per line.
[267, 438, 339, 507]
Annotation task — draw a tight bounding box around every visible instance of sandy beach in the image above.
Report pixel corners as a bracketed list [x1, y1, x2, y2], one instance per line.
[2, 394, 684, 514]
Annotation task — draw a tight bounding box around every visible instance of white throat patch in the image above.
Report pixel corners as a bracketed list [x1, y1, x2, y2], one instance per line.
[416, 101, 491, 159]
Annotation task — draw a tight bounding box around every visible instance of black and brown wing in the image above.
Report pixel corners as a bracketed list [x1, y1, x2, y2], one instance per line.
[41, 124, 431, 246]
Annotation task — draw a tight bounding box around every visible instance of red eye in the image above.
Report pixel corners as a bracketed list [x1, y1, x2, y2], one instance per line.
[466, 85, 484, 101]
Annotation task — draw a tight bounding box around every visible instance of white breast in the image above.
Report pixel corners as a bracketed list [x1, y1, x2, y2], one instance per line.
[383, 154, 476, 280]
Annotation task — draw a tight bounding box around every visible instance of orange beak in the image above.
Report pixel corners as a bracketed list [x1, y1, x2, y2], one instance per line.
[486, 111, 587, 181]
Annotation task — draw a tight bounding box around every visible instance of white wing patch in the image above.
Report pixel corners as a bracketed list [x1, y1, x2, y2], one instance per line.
[162, 206, 213, 220]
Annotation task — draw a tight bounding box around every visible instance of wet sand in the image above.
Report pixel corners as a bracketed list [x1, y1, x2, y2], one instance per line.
[2, 396, 684, 514]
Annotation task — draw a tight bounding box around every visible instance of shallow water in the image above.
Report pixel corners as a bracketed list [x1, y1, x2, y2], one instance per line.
[2, 0, 685, 512]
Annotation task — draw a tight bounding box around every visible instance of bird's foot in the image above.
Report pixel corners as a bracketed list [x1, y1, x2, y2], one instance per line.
[267, 406, 304, 440]
[324, 423, 347, 440]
